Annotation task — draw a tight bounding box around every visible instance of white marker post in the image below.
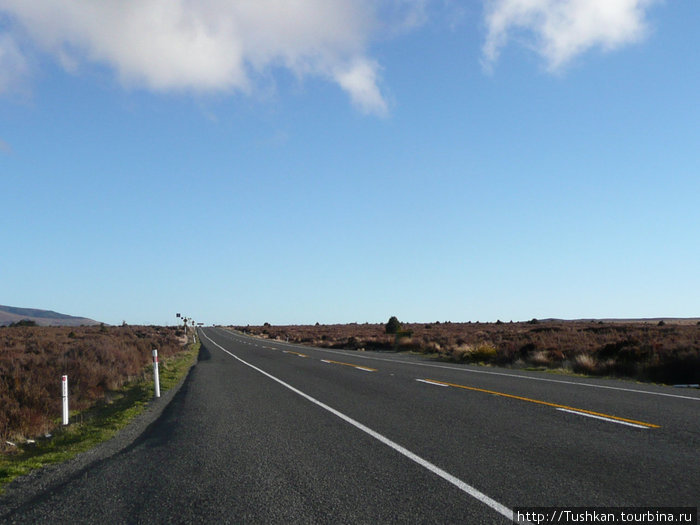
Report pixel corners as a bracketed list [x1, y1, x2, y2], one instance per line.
[152, 349, 160, 398]
[61, 375, 69, 425]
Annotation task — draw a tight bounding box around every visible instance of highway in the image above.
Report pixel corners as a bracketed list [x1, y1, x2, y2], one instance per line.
[3, 327, 698, 523]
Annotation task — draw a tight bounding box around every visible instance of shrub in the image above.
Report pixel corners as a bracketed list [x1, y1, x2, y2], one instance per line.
[235, 320, 699, 384]
[10, 320, 37, 327]
[471, 343, 497, 361]
[385, 316, 402, 334]
[528, 351, 551, 366]
[0, 325, 184, 443]
[572, 353, 598, 374]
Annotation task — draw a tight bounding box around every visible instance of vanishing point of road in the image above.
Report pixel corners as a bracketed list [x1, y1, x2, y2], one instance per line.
[3, 327, 698, 523]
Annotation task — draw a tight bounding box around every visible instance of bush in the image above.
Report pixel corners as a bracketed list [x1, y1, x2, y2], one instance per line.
[385, 316, 402, 334]
[0, 325, 184, 442]
[9, 320, 37, 327]
[572, 353, 598, 374]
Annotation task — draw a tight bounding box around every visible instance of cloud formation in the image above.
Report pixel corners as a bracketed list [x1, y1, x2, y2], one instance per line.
[0, 0, 426, 114]
[0, 32, 28, 94]
[0, 1, 661, 110]
[483, 0, 657, 70]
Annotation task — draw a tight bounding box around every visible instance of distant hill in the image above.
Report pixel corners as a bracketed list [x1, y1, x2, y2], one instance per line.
[0, 305, 101, 327]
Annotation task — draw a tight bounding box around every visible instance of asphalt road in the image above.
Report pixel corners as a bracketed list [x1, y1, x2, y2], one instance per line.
[3, 327, 698, 524]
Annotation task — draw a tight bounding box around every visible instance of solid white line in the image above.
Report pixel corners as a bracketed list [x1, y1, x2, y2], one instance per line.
[219, 329, 699, 402]
[416, 379, 449, 387]
[556, 408, 649, 429]
[355, 366, 376, 372]
[201, 330, 514, 521]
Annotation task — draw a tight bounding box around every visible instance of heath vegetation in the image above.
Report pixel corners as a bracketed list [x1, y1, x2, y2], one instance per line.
[0, 325, 186, 449]
[234, 319, 700, 385]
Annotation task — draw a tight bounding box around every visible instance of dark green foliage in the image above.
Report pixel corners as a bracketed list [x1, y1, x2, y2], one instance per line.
[9, 320, 37, 327]
[385, 316, 402, 334]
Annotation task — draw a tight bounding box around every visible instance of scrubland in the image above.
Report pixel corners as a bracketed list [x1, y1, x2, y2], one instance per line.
[234, 320, 700, 385]
[0, 325, 185, 447]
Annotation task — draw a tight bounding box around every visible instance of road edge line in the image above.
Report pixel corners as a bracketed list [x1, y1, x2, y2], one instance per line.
[201, 330, 514, 522]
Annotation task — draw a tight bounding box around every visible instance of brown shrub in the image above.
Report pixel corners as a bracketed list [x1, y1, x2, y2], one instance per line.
[0, 325, 183, 443]
[572, 353, 598, 374]
[234, 320, 699, 384]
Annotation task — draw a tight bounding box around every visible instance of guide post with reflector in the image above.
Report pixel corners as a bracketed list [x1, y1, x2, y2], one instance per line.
[152, 349, 160, 398]
[61, 375, 69, 425]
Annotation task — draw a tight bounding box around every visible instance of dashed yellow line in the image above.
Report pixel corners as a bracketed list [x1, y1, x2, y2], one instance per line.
[283, 350, 308, 358]
[322, 359, 377, 372]
[419, 379, 660, 429]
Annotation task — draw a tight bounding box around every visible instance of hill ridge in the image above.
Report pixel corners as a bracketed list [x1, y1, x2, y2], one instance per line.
[0, 305, 101, 327]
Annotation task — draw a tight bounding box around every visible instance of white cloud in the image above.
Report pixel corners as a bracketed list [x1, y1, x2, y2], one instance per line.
[482, 0, 658, 71]
[0, 1, 664, 109]
[0, 32, 28, 94]
[0, 0, 425, 115]
[334, 59, 388, 116]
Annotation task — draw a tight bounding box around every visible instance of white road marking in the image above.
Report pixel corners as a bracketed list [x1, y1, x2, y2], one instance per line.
[201, 331, 514, 522]
[556, 408, 649, 429]
[416, 379, 449, 387]
[220, 329, 698, 402]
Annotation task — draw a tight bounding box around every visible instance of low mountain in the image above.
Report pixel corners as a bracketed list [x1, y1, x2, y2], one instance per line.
[0, 305, 101, 327]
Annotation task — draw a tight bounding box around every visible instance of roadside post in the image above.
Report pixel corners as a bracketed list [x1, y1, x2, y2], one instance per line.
[152, 349, 161, 398]
[61, 375, 69, 425]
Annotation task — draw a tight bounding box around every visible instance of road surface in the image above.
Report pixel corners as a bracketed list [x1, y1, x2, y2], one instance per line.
[2, 327, 698, 523]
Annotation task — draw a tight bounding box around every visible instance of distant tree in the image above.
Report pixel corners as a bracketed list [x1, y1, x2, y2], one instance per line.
[657, 320, 666, 326]
[385, 316, 402, 334]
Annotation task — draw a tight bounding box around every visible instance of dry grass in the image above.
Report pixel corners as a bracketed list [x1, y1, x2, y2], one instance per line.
[233, 320, 700, 384]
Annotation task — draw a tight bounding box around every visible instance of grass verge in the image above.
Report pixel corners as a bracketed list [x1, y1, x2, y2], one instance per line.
[0, 341, 200, 494]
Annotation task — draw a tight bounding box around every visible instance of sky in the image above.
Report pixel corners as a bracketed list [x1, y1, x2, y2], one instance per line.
[1, 0, 698, 326]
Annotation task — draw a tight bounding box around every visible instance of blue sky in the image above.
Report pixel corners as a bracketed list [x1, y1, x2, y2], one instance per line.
[1, 1, 698, 326]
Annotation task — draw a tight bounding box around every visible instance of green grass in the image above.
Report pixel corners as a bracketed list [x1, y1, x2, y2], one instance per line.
[0, 341, 200, 494]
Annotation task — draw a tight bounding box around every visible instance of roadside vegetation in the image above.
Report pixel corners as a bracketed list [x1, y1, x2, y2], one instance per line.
[235, 318, 700, 385]
[0, 325, 199, 492]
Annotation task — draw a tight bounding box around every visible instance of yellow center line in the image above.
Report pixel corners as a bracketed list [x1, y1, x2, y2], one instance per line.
[283, 350, 308, 358]
[423, 379, 660, 429]
[322, 359, 378, 372]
